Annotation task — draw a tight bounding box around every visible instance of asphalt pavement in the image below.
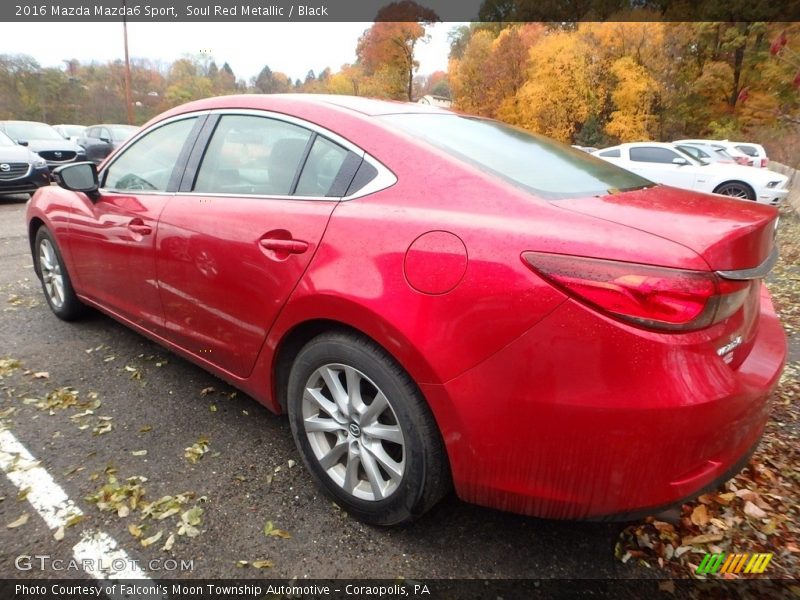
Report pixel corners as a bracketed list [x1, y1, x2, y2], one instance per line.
[0, 194, 640, 583]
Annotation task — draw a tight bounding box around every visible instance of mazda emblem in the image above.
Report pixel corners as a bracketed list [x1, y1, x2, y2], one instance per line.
[54, 151, 62, 158]
[0, 164, 9, 172]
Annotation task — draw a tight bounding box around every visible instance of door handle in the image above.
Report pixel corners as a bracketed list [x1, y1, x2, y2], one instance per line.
[259, 238, 309, 254]
[128, 219, 152, 236]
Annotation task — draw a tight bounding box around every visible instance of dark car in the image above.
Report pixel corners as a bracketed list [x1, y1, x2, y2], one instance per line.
[0, 130, 50, 196]
[0, 121, 86, 169]
[77, 124, 138, 164]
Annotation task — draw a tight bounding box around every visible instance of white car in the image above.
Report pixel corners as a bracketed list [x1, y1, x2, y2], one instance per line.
[674, 139, 764, 168]
[593, 142, 788, 206]
[729, 141, 769, 168]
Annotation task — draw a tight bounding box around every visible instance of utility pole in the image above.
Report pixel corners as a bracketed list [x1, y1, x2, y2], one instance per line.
[122, 0, 134, 124]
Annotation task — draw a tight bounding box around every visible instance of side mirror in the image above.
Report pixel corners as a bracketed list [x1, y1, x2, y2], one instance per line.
[99, 137, 111, 144]
[17, 140, 28, 147]
[672, 157, 689, 166]
[52, 162, 100, 199]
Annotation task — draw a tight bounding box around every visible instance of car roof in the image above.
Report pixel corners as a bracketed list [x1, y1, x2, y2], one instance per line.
[156, 94, 453, 121]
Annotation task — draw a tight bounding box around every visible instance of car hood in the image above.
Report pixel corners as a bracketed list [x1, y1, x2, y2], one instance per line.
[0, 145, 37, 163]
[25, 140, 83, 153]
[552, 185, 778, 271]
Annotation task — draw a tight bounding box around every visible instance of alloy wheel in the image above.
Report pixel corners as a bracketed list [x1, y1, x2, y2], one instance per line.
[301, 363, 405, 501]
[38, 238, 65, 309]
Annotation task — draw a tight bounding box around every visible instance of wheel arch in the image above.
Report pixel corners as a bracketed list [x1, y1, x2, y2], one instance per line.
[270, 315, 439, 413]
[28, 216, 46, 277]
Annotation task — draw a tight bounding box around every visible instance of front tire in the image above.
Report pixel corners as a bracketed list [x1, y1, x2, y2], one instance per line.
[713, 181, 756, 200]
[287, 332, 450, 525]
[34, 227, 86, 321]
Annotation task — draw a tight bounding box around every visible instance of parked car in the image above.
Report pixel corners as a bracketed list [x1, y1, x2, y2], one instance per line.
[593, 142, 788, 205]
[28, 95, 786, 525]
[53, 124, 87, 144]
[730, 141, 769, 168]
[0, 121, 86, 168]
[674, 142, 740, 165]
[0, 130, 50, 196]
[674, 139, 755, 167]
[77, 124, 138, 164]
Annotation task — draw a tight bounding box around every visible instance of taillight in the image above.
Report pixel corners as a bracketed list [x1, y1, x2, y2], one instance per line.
[761, 158, 769, 168]
[522, 252, 751, 331]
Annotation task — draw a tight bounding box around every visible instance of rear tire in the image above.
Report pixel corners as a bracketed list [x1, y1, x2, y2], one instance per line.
[713, 181, 756, 201]
[34, 227, 86, 321]
[287, 331, 450, 525]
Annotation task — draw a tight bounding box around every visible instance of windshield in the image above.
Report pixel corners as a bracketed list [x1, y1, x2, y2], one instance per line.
[674, 146, 708, 166]
[0, 130, 15, 147]
[59, 125, 85, 137]
[3, 122, 64, 142]
[110, 126, 137, 141]
[381, 114, 653, 199]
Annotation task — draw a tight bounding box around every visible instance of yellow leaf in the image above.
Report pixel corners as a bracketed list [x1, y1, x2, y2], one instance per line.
[141, 530, 163, 548]
[7, 513, 29, 528]
[690, 504, 709, 527]
[252, 559, 274, 569]
[128, 524, 143, 538]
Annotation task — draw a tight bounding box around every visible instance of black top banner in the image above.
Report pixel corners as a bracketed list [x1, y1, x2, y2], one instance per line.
[3, 0, 800, 23]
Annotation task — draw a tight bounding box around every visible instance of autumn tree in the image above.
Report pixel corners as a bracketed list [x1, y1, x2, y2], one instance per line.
[356, 0, 438, 100]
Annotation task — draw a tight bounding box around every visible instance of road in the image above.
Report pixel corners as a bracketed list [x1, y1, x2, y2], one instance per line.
[0, 194, 643, 584]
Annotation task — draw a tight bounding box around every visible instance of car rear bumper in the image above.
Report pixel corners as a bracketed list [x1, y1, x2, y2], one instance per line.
[422, 286, 786, 519]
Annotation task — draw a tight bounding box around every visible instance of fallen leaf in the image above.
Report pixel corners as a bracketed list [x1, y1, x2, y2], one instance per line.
[236, 560, 249, 568]
[128, 524, 143, 538]
[162, 533, 175, 552]
[263, 520, 291, 539]
[743, 500, 768, 519]
[252, 559, 274, 569]
[54, 526, 65, 541]
[681, 533, 723, 545]
[32, 372, 49, 379]
[132, 450, 147, 456]
[7, 513, 29, 528]
[691, 504, 709, 527]
[17, 486, 31, 502]
[141, 530, 163, 548]
[65, 514, 83, 527]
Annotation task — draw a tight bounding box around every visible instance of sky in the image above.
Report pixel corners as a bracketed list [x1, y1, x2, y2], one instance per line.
[0, 22, 459, 82]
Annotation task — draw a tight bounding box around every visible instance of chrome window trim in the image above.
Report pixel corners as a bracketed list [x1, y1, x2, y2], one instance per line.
[716, 246, 779, 281]
[183, 108, 396, 201]
[98, 112, 210, 196]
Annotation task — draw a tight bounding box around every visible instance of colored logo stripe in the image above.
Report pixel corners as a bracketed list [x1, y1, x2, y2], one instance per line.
[696, 553, 773, 575]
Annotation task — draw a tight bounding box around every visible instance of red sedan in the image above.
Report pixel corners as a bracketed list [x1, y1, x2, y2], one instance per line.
[27, 95, 786, 525]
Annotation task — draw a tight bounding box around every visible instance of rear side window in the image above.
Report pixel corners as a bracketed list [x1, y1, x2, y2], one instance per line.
[295, 136, 350, 196]
[599, 149, 620, 158]
[629, 147, 681, 164]
[735, 145, 758, 157]
[103, 117, 197, 192]
[381, 114, 650, 199]
[194, 115, 312, 196]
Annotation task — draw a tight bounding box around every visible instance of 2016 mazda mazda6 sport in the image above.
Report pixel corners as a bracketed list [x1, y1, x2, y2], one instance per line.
[27, 95, 787, 525]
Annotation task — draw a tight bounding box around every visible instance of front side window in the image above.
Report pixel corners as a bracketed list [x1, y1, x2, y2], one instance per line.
[599, 149, 620, 158]
[194, 115, 312, 196]
[103, 117, 196, 192]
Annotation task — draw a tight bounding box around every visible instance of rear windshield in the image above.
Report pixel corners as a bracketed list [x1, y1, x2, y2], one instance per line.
[381, 114, 652, 199]
[3, 121, 64, 142]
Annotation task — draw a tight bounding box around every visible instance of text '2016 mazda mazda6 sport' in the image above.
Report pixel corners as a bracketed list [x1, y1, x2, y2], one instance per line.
[27, 95, 787, 525]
